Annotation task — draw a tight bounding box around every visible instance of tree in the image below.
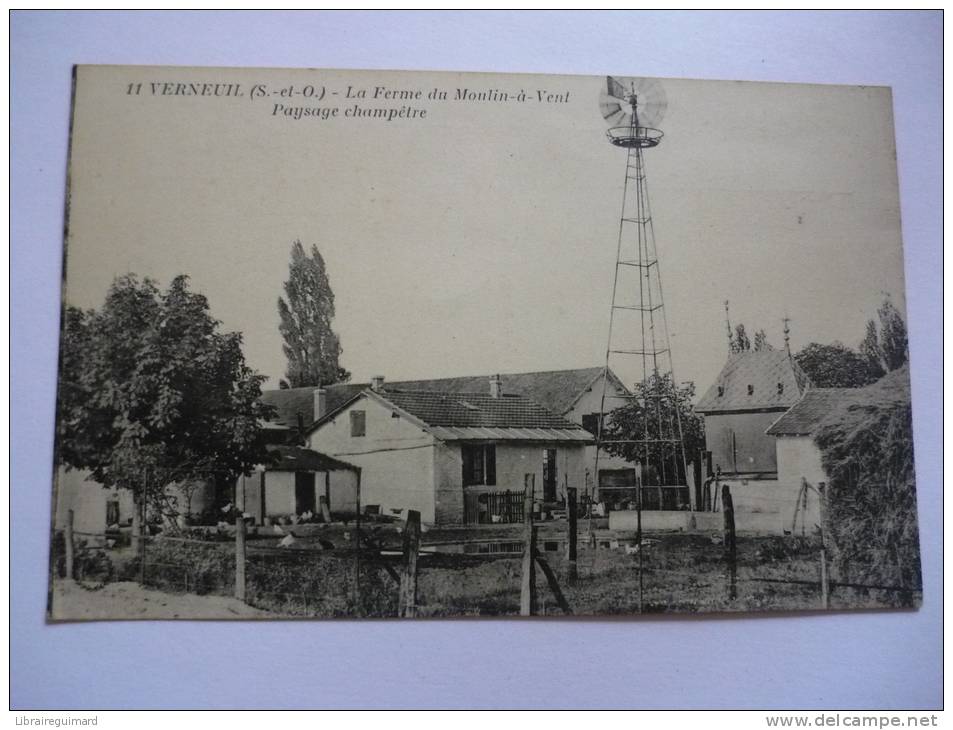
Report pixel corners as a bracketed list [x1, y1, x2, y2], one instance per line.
[859, 296, 908, 375]
[731, 323, 750, 353]
[753, 329, 772, 352]
[56, 274, 273, 518]
[277, 240, 350, 388]
[729, 323, 772, 352]
[599, 373, 705, 486]
[794, 342, 881, 388]
[859, 319, 886, 380]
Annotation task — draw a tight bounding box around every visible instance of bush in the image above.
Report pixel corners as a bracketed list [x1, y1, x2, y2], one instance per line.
[814, 366, 921, 603]
[144, 538, 235, 595]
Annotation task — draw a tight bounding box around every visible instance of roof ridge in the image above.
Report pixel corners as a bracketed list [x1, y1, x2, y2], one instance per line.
[391, 366, 602, 380]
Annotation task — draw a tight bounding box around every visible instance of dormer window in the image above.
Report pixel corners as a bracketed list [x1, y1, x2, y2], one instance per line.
[747, 384, 754, 396]
[717, 385, 724, 397]
[777, 382, 784, 395]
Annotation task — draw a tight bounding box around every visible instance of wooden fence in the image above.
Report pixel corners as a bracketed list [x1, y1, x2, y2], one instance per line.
[464, 489, 526, 525]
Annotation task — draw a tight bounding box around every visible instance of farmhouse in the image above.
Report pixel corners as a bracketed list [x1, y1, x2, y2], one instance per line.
[304, 376, 593, 525]
[264, 366, 633, 494]
[53, 367, 621, 534]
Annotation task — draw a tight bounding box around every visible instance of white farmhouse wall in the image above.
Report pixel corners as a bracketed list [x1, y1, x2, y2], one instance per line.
[53, 467, 134, 535]
[327, 470, 360, 513]
[262, 471, 296, 517]
[562, 375, 632, 488]
[236, 469, 360, 523]
[307, 396, 437, 523]
[776, 436, 829, 488]
[434, 441, 587, 524]
[54, 467, 215, 534]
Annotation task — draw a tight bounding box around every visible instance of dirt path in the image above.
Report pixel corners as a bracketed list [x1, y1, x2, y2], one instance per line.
[50, 580, 274, 621]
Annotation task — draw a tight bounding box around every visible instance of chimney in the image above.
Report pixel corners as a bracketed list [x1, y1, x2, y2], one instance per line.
[313, 387, 327, 420]
[371, 375, 385, 393]
[489, 374, 503, 399]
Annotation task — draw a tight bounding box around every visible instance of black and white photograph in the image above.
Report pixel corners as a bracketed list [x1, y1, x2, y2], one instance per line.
[48, 65, 921, 621]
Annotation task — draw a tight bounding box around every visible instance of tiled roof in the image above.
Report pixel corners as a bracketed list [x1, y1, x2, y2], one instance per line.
[765, 389, 857, 436]
[258, 387, 315, 429]
[380, 390, 587, 431]
[260, 367, 616, 427]
[385, 367, 612, 415]
[259, 384, 364, 428]
[696, 350, 812, 413]
[264, 444, 358, 472]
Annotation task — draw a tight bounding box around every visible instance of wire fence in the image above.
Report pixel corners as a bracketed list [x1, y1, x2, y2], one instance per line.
[53, 502, 922, 618]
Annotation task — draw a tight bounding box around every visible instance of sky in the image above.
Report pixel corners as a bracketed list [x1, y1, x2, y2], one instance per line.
[64, 66, 908, 395]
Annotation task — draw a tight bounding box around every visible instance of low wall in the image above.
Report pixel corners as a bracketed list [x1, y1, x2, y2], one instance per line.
[607, 506, 803, 535]
[608, 510, 692, 532]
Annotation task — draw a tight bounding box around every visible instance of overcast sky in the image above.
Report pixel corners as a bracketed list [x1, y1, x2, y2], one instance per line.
[64, 66, 907, 394]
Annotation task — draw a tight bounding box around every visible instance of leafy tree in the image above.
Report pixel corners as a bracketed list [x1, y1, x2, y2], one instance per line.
[877, 298, 909, 371]
[794, 342, 881, 388]
[277, 240, 350, 388]
[859, 296, 908, 375]
[731, 323, 750, 352]
[56, 274, 273, 517]
[600, 373, 705, 486]
[729, 323, 771, 352]
[859, 319, 886, 380]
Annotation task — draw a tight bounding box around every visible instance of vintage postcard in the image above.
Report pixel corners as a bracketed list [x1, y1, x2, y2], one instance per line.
[49, 65, 920, 620]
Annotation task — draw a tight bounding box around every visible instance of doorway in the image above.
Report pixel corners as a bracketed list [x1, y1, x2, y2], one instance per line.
[542, 449, 557, 502]
[295, 472, 316, 515]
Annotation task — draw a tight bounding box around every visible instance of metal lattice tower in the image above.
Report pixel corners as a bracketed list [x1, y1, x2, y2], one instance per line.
[593, 76, 691, 510]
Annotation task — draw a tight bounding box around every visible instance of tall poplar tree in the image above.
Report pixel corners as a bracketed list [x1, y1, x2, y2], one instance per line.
[278, 240, 350, 388]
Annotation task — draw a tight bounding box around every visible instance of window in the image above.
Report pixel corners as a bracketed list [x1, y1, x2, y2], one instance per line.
[462, 444, 496, 486]
[747, 384, 754, 396]
[581, 413, 602, 435]
[717, 385, 724, 397]
[777, 382, 784, 395]
[350, 410, 366, 437]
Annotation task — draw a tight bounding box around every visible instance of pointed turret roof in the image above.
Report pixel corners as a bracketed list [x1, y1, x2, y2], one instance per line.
[696, 349, 812, 413]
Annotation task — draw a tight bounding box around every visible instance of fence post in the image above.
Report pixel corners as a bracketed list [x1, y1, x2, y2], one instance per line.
[722, 484, 737, 601]
[64, 509, 75, 580]
[520, 475, 536, 616]
[566, 487, 578, 583]
[398, 510, 421, 618]
[818, 481, 830, 609]
[138, 497, 146, 586]
[353, 468, 362, 615]
[235, 514, 247, 602]
[131, 494, 141, 553]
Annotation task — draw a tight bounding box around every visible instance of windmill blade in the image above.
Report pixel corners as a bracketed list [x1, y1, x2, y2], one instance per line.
[598, 95, 630, 126]
[606, 76, 629, 102]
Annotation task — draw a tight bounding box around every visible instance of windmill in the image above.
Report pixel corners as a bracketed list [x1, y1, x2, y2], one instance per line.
[593, 76, 691, 520]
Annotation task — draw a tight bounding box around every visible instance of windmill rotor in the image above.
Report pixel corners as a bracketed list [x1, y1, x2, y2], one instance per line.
[599, 76, 667, 147]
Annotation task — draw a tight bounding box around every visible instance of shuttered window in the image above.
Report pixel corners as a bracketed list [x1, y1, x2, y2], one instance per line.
[350, 410, 366, 437]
